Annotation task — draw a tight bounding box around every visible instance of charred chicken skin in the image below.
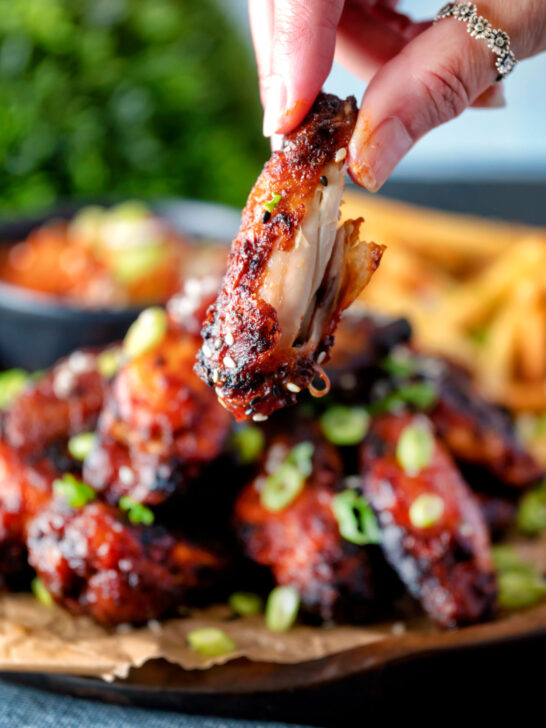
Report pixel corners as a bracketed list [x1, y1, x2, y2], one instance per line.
[360, 413, 497, 628]
[234, 427, 396, 622]
[84, 326, 232, 505]
[428, 359, 542, 488]
[2, 350, 107, 454]
[196, 93, 384, 422]
[0, 441, 57, 587]
[0, 351, 108, 585]
[27, 499, 226, 625]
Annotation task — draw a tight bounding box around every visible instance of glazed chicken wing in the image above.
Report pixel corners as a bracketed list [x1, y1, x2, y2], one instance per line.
[84, 326, 232, 505]
[0, 439, 64, 588]
[196, 93, 384, 422]
[428, 359, 542, 488]
[27, 500, 226, 625]
[234, 427, 397, 622]
[360, 413, 497, 628]
[2, 350, 107, 454]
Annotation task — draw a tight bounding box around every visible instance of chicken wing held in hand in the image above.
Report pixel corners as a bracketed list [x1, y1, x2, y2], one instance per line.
[196, 93, 384, 421]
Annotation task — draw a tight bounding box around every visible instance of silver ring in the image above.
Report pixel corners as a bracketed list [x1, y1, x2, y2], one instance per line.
[434, 3, 517, 80]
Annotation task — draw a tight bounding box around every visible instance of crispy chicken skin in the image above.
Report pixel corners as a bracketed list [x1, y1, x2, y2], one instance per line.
[360, 413, 497, 628]
[429, 360, 542, 488]
[84, 326, 232, 505]
[27, 500, 226, 625]
[0, 441, 59, 587]
[2, 350, 107, 453]
[234, 428, 396, 622]
[196, 93, 384, 421]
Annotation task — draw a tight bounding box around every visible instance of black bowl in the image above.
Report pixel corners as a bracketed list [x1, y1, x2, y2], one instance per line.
[0, 200, 240, 370]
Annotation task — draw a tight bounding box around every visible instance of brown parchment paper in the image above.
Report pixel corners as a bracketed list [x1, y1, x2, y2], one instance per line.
[0, 536, 543, 682]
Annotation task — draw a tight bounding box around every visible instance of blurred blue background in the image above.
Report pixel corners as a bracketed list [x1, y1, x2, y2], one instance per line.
[229, 0, 546, 182]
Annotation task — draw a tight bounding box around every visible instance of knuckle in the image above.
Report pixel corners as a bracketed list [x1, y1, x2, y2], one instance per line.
[274, 0, 340, 55]
[415, 62, 471, 128]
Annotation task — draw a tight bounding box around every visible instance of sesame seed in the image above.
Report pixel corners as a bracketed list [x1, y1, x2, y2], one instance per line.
[252, 413, 268, 422]
[262, 211, 271, 223]
[119, 466, 135, 486]
[340, 373, 357, 390]
[215, 386, 223, 397]
[320, 175, 328, 186]
[214, 338, 223, 349]
[286, 382, 301, 393]
[317, 351, 326, 364]
[212, 369, 219, 383]
[53, 367, 76, 399]
[225, 331, 234, 346]
[202, 343, 212, 357]
[218, 398, 229, 410]
[335, 148, 347, 162]
[224, 356, 236, 369]
[68, 351, 96, 373]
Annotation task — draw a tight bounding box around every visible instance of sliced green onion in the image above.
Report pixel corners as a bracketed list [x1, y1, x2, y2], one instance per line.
[265, 585, 300, 632]
[123, 306, 167, 359]
[264, 192, 281, 213]
[498, 571, 546, 610]
[517, 482, 546, 536]
[68, 432, 96, 461]
[493, 546, 546, 610]
[31, 577, 53, 607]
[97, 347, 123, 378]
[111, 244, 168, 284]
[69, 206, 105, 243]
[231, 426, 265, 464]
[53, 474, 96, 508]
[380, 352, 416, 379]
[409, 493, 445, 529]
[229, 591, 263, 617]
[371, 382, 437, 415]
[187, 628, 236, 657]
[396, 421, 435, 476]
[119, 495, 155, 525]
[0, 369, 29, 409]
[332, 489, 380, 545]
[109, 200, 150, 221]
[492, 545, 526, 573]
[398, 382, 437, 410]
[320, 406, 369, 446]
[260, 442, 314, 512]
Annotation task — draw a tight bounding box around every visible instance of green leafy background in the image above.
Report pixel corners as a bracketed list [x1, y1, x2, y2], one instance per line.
[0, 0, 267, 213]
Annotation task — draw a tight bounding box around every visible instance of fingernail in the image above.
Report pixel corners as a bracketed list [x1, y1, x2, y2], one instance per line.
[263, 77, 287, 137]
[475, 83, 506, 108]
[349, 117, 413, 192]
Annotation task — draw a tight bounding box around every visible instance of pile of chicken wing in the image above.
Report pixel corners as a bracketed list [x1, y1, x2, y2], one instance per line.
[0, 94, 542, 630]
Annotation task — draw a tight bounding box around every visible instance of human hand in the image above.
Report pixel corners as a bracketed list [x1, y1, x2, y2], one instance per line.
[250, 1, 546, 190]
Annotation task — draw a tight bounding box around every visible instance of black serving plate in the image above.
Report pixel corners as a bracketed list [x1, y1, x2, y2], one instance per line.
[1, 181, 546, 722]
[0, 199, 240, 370]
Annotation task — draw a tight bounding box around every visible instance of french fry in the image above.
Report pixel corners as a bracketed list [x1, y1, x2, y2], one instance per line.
[343, 190, 541, 273]
[435, 238, 546, 330]
[348, 189, 546, 414]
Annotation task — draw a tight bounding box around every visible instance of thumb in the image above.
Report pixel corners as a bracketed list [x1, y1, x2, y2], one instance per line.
[348, 12, 507, 191]
[254, 0, 344, 137]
